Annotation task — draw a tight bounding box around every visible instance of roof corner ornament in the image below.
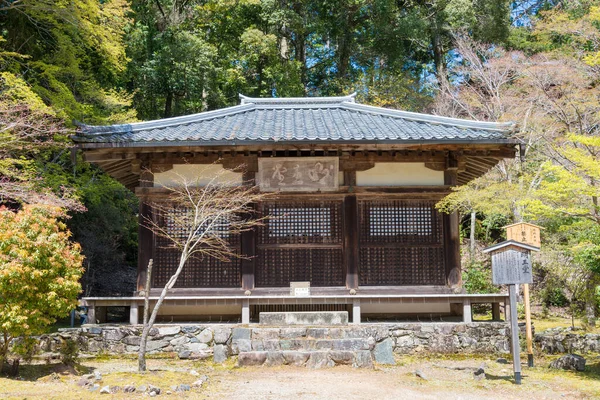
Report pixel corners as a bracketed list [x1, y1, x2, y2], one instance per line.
[239, 93, 251, 105]
[347, 92, 357, 103]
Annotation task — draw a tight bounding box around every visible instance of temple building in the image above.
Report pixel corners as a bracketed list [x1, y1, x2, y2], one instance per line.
[73, 94, 516, 324]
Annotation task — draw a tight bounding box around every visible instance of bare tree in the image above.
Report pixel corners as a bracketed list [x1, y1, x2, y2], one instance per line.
[137, 166, 269, 372]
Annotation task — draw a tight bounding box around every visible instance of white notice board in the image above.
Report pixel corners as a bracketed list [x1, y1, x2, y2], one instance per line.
[491, 249, 533, 285]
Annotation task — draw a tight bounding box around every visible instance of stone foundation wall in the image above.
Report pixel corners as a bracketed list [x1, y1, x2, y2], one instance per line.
[535, 328, 600, 354]
[36, 322, 509, 366]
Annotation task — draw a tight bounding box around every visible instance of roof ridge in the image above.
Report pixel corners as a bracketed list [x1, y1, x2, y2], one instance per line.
[239, 92, 357, 105]
[340, 103, 515, 132]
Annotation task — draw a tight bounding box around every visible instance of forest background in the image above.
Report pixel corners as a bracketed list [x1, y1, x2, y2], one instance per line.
[0, 0, 599, 324]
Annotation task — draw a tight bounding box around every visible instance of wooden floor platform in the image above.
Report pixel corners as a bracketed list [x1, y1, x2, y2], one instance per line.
[80, 287, 509, 326]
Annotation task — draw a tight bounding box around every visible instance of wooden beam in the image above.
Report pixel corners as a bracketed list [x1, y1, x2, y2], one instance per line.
[222, 155, 259, 172]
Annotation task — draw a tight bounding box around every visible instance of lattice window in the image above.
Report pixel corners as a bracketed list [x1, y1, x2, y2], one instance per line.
[258, 201, 343, 245]
[256, 200, 344, 287]
[358, 199, 445, 286]
[152, 205, 240, 288]
[163, 207, 233, 240]
[359, 200, 442, 244]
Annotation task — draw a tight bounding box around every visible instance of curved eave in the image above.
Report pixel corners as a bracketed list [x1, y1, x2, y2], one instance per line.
[73, 137, 520, 149]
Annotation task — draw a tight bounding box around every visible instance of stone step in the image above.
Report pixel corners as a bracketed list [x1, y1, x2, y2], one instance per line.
[240, 337, 372, 352]
[237, 350, 373, 368]
[259, 311, 348, 326]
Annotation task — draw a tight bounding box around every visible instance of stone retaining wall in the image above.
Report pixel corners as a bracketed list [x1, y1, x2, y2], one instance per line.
[36, 322, 509, 367]
[535, 328, 600, 354]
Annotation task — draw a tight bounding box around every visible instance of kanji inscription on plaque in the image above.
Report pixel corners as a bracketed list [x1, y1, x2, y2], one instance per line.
[491, 247, 533, 285]
[258, 157, 339, 192]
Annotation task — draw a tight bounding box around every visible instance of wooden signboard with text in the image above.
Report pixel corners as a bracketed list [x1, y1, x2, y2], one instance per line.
[258, 157, 339, 192]
[504, 222, 542, 248]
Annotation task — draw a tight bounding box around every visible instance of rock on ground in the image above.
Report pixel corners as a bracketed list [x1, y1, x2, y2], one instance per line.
[549, 354, 586, 371]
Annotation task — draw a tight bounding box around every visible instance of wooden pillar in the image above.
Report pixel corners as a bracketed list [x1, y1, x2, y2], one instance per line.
[87, 304, 96, 325]
[241, 204, 256, 291]
[352, 299, 361, 324]
[130, 302, 139, 325]
[137, 167, 154, 293]
[492, 303, 501, 321]
[463, 298, 472, 323]
[444, 154, 461, 289]
[344, 195, 359, 289]
[241, 299, 250, 324]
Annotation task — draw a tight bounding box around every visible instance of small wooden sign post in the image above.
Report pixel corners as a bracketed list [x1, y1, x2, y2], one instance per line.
[504, 222, 543, 367]
[483, 240, 539, 385]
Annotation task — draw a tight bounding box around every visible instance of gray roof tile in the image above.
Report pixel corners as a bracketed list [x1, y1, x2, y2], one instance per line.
[73, 94, 515, 146]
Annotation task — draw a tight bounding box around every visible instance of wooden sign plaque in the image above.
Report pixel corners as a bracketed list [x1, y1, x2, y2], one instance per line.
[258, 157, 339, 192]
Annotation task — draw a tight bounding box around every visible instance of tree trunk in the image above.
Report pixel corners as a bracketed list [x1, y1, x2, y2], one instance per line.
[470, 211, 476, 263]
[586, 277, 597, 328]
[139, 250, 189, 372]
[164, 91, 173, 118]
[138, 259, 153, 372]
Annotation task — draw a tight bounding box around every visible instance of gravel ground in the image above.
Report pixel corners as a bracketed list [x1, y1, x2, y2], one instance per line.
[1, 355, 599, 399]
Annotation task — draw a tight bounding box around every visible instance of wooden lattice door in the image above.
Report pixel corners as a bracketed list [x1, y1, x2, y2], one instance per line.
[358, 199, 445, 286]
[152, 205, 241, 288]
[256, 200, 345, 287]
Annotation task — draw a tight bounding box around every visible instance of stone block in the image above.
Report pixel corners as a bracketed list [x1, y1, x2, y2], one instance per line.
[190, 350, 213, 360]
[373, 338, 395, 365]
[184, 342, 208, 353]
[279, 339, 306, 351]
[125, 345, 139, 353]
[260, 311, 348, 326]
[261, 340, 280, 351]
[103, 329, 125, 342]
[157, 326, 181, 336]
[252, 328, 280, 340]
[279, 328, 307, 339]
[314, 340, 334, 350]
[329, 351, 354, 365]
[231, 339, 252, 354]
[213, 344, 229, 363]
[332, 339, 369, 351]
[232, 328, 251, 341]
[307, 328, 329, 339]
[353, 350, 374, 368]
[238, 352, 267, 367]
[214, 327, 232, 344]
[181, 325, 201, 334]
[306, 352, 334, 369]
[282, 351, 310, 366]
[265, 351, 285, 367]
[146, 340, 169, 352]
[122, 336, 141, 346]
[87, 327, 102, 335]
[251, 340, 265, 351]
[87, 340, 105, 353]
[343, 327, 368, 339]
[170, 336, 190, 346]
[107, 343, 126, 353]
[197, 328, 213, 344]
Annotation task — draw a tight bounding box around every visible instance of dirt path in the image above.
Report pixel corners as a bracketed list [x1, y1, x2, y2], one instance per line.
[1, 356, 599, 399]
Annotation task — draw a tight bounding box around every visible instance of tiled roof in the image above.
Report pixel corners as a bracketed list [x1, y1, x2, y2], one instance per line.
[73, 93, 515, 146]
